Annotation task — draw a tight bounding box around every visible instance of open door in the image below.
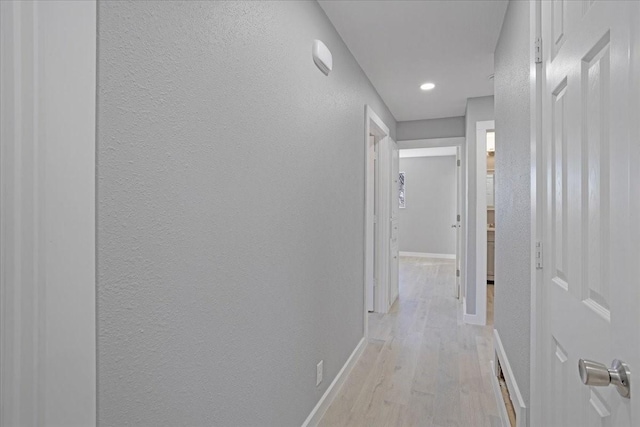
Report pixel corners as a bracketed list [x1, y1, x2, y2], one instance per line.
[365, 106, 392, 315]
[389, 139, 400, 307]
[455, 146, 462, 299]
[537, 1, 640, 425]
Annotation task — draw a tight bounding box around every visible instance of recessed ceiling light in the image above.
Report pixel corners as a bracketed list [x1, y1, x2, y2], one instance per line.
[420, 82, 435, 91]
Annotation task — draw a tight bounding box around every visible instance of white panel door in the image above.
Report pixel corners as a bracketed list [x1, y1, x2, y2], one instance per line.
[389, 139, 399, 307]
[540, 1, 639, 425]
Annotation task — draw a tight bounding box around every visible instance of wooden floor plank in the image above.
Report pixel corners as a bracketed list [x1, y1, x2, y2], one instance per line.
[319, 257, 498, 427]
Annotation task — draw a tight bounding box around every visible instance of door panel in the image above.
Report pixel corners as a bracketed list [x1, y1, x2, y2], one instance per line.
[456, 147, 462, 298]
[389, 139, 399, 307]
[367, 135, 375, 312]
[541, 1, 639, 425]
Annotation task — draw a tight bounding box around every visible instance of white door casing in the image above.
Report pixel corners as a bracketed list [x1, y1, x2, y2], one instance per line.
[364, 106, 391, 321]
[367, 134, 375, 312]
[465, 121, 493, 326]
[389, 139, 399, 307]
[376, 132, 391, 314]
[0, 1, 97, 425]
[539, 1, 640, 426]
[456, 146, 462, 299]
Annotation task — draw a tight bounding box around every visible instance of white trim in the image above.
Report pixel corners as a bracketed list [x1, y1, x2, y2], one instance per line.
[389, 138, 400, 307]
[462, 297, 484, 325]
[364, 105, 392, 322]
[301, 337, 366, 427]
[399, 146, 457, 158]
[494, 329, 527, 427]
[490, 361, 511, 427]
[469, 120, 494, 326]
[399, 252, 456, 259]
[456, 146, 463, 299]
[398, 137, 465, 149]
[529, 1, 543, 426]
[0, 1, 96, 425]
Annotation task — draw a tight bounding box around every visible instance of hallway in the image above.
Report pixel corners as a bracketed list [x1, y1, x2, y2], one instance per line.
[319, 257, 499, 427]
[4, 1, 640, 425]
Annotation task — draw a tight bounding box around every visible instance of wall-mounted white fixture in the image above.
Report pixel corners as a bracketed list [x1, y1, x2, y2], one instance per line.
[312, 40, 332, 76]
[420, 82, 435, 91]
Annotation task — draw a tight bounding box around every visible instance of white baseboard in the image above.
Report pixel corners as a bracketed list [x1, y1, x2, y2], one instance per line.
[493, 329, 527, 427]
[399, 251, 456, 259]
[301, 337, 366, 427]
[490, 360, 511, 427]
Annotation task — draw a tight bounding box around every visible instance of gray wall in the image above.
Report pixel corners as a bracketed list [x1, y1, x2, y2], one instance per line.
[464, 96, 494, 315]
[96, 2, 395, 426]
[494, 0, 532, 408]
[399, 156, 457, 255]
[396, 116, 465, 141]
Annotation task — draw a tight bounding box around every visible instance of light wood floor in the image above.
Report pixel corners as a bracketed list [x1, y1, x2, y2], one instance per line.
[319, 257, 499, 427]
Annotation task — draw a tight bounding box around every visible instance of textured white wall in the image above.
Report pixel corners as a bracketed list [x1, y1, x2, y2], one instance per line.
[464, 96, 494, 315]
[96, 2, 395, 426]
[494, 0, 531, 406]
[396, 116, 465, 141]
[399, 156, 457, 254]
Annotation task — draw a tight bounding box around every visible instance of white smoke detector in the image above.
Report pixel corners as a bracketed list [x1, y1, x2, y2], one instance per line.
[312, 40, 332, 76]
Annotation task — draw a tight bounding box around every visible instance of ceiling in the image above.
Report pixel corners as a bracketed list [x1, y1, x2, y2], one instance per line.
[318, 0, 508, 122]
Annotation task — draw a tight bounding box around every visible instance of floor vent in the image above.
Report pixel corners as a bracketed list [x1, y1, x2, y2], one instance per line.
[496, 358, 517, 427]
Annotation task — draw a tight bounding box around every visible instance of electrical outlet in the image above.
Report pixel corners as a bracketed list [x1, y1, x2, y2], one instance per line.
[316, 360, 323, 386]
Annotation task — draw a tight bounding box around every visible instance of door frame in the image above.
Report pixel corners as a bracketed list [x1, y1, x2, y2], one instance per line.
[0, 1, 97, 425]
[456, 146, 463, 298]
[468, 120, 494, 326]
[364, 105, 391, 331]
[529, 0, 543, 425]
[397, 137, 465, 300]
[389, 139, 400, 308]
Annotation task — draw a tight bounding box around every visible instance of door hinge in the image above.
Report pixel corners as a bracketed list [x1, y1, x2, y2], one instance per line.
[456, 269, 460, 277]
[534, 37, 542, 64]
[457, 159, 461, 167]
[373, 151, 378, 161]
[536, 241, 543, 269]
[457, 214, 461, 222]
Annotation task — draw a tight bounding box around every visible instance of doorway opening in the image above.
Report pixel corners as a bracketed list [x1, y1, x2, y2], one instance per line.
[397, 146, 459, 297]
[394, 137, 464, 302]
[486, 130, 496, 324]
[467, 120, 495, 326]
